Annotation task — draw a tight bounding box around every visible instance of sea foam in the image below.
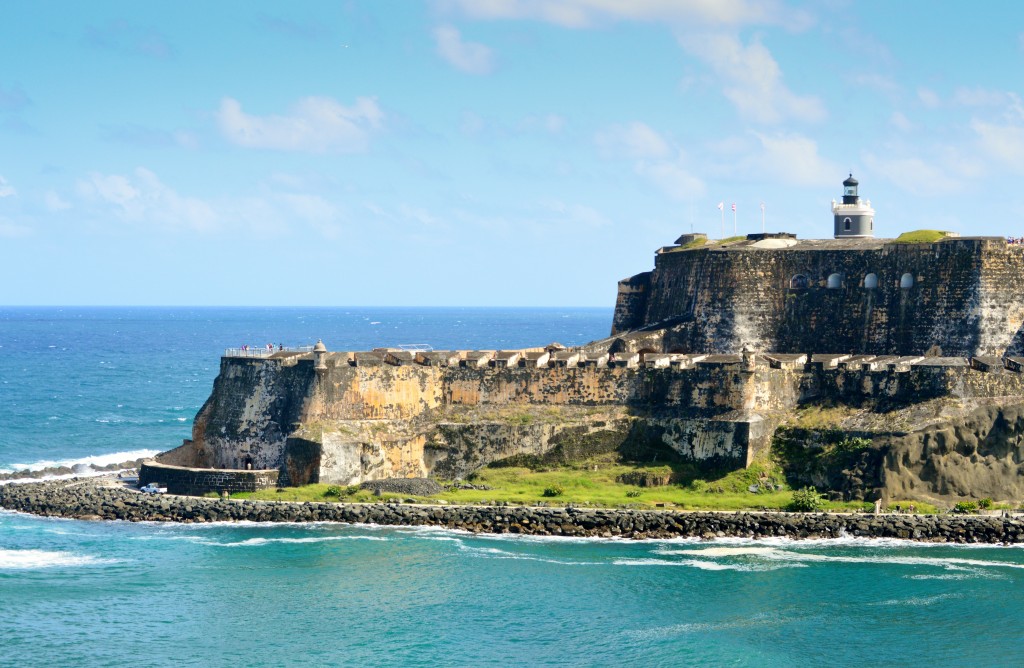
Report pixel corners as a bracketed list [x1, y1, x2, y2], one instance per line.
[0, 548, 116, 570]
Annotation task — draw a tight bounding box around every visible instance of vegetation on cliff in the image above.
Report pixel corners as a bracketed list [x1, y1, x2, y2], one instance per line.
[234, 451, 908, 512]
[892, 229, 951, 244]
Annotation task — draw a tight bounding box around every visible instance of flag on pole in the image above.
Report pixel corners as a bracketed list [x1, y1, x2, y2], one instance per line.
[731, 203, 736, 212]
[717, 202, 724, 211]
[760, 202, 765, 212]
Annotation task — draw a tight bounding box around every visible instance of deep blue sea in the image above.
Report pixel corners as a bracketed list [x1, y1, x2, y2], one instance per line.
[3, 307, 1024, 667]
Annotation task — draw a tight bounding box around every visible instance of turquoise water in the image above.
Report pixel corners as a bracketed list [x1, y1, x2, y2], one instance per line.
[3, 307, 1024, 666]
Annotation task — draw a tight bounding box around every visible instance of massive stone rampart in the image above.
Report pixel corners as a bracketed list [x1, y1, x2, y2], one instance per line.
[612, 237, 1024, 357]
[156, 347, 1024, 502]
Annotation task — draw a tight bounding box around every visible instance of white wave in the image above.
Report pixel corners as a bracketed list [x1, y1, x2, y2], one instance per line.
[0, 548, 117, 569]
[624, 613, 787, 639]
[872, 593, 963, 606]
[136, 531, 389, 547]
[1, 449, 159, 475]
[212, 535, 389, 547]
[658, 546, 1024, 571]
[907, 573, 986, 581]
[610, 557, 780, 571]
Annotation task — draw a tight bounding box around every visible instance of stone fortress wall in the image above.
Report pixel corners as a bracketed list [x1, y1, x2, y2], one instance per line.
[612, 236, 1024, 358]
[148, 210, 1024, 503]
[154, 344, 1024, 499]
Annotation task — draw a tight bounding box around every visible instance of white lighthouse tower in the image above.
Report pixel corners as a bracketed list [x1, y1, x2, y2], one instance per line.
[832, 174, 875, 238]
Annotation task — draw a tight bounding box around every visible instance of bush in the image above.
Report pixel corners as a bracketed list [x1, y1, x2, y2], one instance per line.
[952, 501, 978, 514]
[542, 485, 564, 497]
[978, 498, 993, 510]
[325, 485, 343, 497]
[625, 490, 642, 498]
[787, 487, 824, 512]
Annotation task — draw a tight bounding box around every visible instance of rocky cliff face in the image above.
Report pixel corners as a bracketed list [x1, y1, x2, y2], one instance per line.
[775, 398, 1024, 505]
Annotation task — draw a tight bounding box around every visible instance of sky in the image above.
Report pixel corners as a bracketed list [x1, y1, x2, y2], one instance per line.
[2, 1, 1024, 307]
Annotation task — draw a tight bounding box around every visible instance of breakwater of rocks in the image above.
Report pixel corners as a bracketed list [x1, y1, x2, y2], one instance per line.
[0, 459, 145, 482]
[3, 477, 1024, 544]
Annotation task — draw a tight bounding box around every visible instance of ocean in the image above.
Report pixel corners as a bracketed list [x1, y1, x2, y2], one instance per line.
[2, 306, 1024, 667]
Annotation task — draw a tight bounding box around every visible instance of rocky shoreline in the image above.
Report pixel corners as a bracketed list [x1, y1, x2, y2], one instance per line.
[0, 458, 146, 482]
[3, 477, 1023, 544]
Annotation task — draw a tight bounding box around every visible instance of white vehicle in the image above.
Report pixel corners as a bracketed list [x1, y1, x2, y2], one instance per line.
[140, 483, 168, 494]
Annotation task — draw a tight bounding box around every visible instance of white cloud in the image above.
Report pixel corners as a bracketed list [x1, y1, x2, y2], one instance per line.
[678, 33, 825, 124]
[952, 87, 1009, 107]
[280, 193, 342, 238]
[863, 153, 966, 196]
[853, 73, 900, 95]
[917, 87, 941, 108]
[594, 121, 704, 198]
[543, 114, 565, 133]
[44, 191, 71, 211]
[78, 168, 218, 231]
[0, 175, 15, 197]
[519, 113, 565, 134]
[461, 111, 485, 135]
[440, 0, 812, 29]
[0, 218, 30, 238]
[635, 160, 706, 200]
[398, 203, 443, 228]
[542, 199, 610, 228]
[890, 111, 913, 132]
[750, 132, 838, 187]
[595, 122, 670, 158]
[971, 120, 1024, 173]
[434, 24, 494, 74]
[216, 96, 383, 152]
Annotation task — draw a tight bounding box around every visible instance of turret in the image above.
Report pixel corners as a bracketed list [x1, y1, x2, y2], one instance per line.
[832, 173, 875, 238]
[313, 339, 327, 371]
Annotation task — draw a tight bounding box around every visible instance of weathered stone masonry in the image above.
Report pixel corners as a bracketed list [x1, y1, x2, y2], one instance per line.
[153, 346, 1024, 500]
[612, 237, 1024, 358]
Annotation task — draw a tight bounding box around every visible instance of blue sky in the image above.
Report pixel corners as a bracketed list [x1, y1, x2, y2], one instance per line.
[2, 1, 1024, 306]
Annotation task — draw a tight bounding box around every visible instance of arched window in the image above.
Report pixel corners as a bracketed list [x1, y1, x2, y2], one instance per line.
[844, 217, 851, 231]
[870, 218, 874, 231]
[900, 273, 914, 289]
[790, 274, 809, 289]
[863, 273, 878, 289]
[827, 273, 843, 289]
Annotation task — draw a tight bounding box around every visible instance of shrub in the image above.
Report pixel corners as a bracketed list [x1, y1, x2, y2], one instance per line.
[625, 490, 642, 498]
[345, 485, 360, 496]
[787, 487, 824, 512]
[542, 485, 564, 497]
[325, 485, 343, 497]
[952, 501, 978, 514]
[978, 498, 993, 510]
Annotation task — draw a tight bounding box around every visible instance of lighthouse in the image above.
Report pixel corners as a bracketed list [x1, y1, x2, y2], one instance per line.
[831, 174, 875, 238]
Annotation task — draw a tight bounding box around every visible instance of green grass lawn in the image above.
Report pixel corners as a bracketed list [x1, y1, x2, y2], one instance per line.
[892, 229, 951, 244]
[230, 458, 937, 512]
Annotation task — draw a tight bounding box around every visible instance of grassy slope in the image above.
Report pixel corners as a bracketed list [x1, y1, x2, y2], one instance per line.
[892, 230, 950, 244]
[234, 455, 925, 512]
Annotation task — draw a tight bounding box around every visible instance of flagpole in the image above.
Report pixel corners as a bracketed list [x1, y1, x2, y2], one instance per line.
[733, 207, 737, 235]
[720, 207, 724, 239]
[761, 202, 765, 233]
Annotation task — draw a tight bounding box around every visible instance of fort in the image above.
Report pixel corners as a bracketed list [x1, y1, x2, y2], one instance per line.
[141, 176, 1024, 507]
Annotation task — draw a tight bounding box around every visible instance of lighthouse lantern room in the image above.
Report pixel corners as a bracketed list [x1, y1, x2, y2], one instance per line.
[832, 174, 875, 239]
